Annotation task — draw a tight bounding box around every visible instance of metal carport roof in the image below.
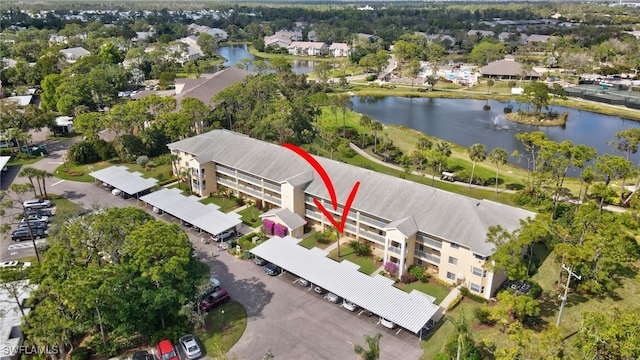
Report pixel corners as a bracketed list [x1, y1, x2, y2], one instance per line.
[251, 236, 442, 334]
[90, 166, 158, 195]
[140, 188, 241, 236]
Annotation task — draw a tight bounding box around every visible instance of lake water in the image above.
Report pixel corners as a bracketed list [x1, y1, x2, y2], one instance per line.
[351, 97, 640, 168]
[217, 44, 316, 74]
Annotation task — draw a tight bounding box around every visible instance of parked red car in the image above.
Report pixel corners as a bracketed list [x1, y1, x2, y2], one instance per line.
[156, 339, 179, 360]
[199, 289, 230, 312]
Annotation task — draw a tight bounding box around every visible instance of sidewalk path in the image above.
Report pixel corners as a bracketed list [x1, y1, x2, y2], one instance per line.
[348, 143, 516, 194]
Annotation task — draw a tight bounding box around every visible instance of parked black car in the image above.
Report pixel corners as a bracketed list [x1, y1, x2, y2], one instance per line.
[25, 208, 53, 217]
[132, 351, 154, 360]
[264, 263, 282, 276]
[11, 228, 46, 241]
[17, 221, 48, 230]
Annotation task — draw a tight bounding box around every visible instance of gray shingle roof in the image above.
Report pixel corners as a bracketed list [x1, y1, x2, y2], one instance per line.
[384, 216, 418, 238]
[480, 58, 539, 77]
[131, 68, 255, 110]
[169, 130, 536, 255]
[260, 208, 307, 230]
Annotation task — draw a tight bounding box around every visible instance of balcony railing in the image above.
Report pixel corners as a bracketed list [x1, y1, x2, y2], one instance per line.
[217, 177, 235, 188]
[264, 182, 280, 192]
[344, 223, 357, 233]
[416, 233, 442, 249]
[237, 172, 261, 185]
[237, 184, 261, 197]
[415, 250, 440, 264]
[264, 194, 281, 204]
[215, 165, 235, 177]
[359, 230, 385, 243]
[305, 209, 323, 220]
[389, 245, 402, 255]
[359, 214, 387, 229]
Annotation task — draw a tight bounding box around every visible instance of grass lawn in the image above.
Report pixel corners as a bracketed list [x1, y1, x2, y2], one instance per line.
[199, 196, 239, 212]
[194, 301, 247, 357]
[167, 183, 192, 196]
[420, 301, 481, 359]
[53, 161, 172, 183]
[5, 155, 43, 166]
[48, 195, 87, 227]
[394, 281, 451, 305]
[327, 245, 380, 275]
[237, 206, 261, 227]
[298, 234, 335, 250]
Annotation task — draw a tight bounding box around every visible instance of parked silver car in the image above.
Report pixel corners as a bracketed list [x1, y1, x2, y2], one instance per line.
[178, 334, 202, 360]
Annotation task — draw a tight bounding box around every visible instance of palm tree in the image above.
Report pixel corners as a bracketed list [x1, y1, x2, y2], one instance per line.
[435, 141, 452, 158]
[359, 115, 372, 148]
[352, 333, 382, 360]
[169, 153, 179, 177]
[178, 167, 190, 192]
[489, 147, 508, 193]
[370, 121, 383, 149]
[246, 199, 256, 221]
[36, 169, 54, 199]
[486, 78, 495, 94]
[18, 167, 40, 198]
[468, 143, 487, 188]
[335, 227, 342, 258]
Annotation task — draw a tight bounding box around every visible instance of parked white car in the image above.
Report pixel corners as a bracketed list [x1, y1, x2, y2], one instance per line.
[343, 299, 359, 312]
[380, 317, 396, 329]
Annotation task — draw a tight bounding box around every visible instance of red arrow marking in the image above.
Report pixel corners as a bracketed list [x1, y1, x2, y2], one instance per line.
[282, 143, 338, 210]
[282, 143, 361, 233]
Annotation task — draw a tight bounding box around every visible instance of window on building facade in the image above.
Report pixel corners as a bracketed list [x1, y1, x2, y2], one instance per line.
[201, 168, 205, 175]
[419, 244, 424, 251]
[472, 267, 483, 276]
[448, 256, 458, 265]
[470, 283, 481, 293]
[447, 272, 456, 280]
[450, 243, 459, 249]
[474, 253, 486, 261]
[202, 180, 206, 188]
[417, 259, 423, 266]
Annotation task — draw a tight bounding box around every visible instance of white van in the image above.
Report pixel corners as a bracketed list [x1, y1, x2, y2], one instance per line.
[213, 229, 236, 242]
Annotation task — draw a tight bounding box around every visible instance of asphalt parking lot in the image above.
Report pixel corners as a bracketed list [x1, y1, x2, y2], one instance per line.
[193, 236, 424, 360]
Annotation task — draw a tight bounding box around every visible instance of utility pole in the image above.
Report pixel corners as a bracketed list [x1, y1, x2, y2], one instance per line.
[556, 264, 581, 327]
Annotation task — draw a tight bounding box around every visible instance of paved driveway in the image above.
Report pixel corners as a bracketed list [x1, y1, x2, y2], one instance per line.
[1, 139, 425, 360]
[191, 237, 423, 360]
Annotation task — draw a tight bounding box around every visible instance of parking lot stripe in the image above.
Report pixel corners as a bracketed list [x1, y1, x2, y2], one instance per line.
[395, 329, 402, 335]
[51, 179, 66, 187]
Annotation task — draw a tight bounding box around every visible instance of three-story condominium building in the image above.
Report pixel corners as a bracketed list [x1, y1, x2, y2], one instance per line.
[168, 130, 536, 299]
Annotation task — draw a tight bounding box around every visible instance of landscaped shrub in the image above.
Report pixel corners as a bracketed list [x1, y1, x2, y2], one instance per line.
[274, 223, 288, 237]
[466, 292, 488, 304]
[92, 139, 116, 160]
[474, 306, 495, 325]
[446, 293, 464, 311]
[400, 273, 418, 284]
[234, 197, 245, 205]
[383, 262, 398, 277]
[436, 278, 453, 287]
[349, 241, 372, 257]
[315, 232, 330, 244]
[459, 286, 470, 297]
[262, 219, 274, 235]
[365, 74, 376, 81]
[409, 265, 426, 282]
[67, 141, 99, 164]
[528, 281, 542, 299]
[70, 347, 91, 360]
[136, 155, 150, 168]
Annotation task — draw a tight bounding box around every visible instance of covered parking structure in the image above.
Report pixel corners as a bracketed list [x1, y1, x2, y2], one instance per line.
[90, 166, 158, 199]
[140, 188, 242, 238]
[251, 236, 443, 337]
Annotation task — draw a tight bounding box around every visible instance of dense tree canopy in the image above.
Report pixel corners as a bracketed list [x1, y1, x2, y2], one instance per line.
[26, 208, 208, 356]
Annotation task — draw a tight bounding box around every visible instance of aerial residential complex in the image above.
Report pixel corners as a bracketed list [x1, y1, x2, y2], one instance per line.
[168, 130, 535, 300]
